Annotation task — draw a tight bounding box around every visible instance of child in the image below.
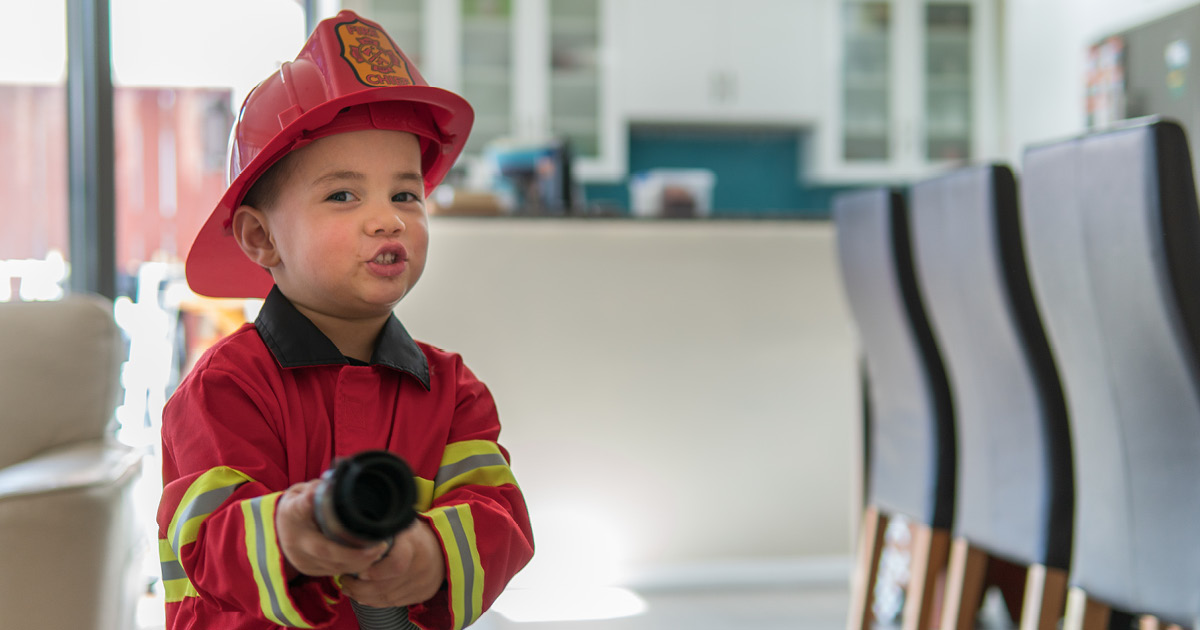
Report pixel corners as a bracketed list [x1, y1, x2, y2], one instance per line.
[156, 11, 533, 629]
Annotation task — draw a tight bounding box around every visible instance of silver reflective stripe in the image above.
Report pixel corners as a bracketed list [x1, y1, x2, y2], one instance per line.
[351, 601, 419, 630]
[435, 453, 508, 488]
[248, 496, 289, 626]
[160, 559, 187, 582]
[173, 483, 242, 555]
[445, 508, 476, 624]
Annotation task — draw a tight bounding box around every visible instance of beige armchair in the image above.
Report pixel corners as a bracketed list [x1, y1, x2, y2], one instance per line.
[0, 295, 145, 630]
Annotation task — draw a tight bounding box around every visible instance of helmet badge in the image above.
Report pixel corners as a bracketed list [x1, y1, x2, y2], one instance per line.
[336, 19, 415, 88]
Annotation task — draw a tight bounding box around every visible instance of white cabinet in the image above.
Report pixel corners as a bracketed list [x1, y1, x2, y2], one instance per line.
[615, 0, 828, 125]
[363, 0, 623, 182]
[356, 1, 998, 185]
[543, 0, 624, 180]
[812, 0, 998, 183]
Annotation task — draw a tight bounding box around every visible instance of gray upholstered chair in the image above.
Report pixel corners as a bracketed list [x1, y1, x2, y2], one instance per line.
[0, 295, 146, 630]
[1022, 118, 1200, 630]
[908, 165, 1074, 630]
[834, 188, 956, 630]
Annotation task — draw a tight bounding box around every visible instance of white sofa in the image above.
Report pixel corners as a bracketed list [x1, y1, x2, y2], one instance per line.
[0, 295, 145, 630]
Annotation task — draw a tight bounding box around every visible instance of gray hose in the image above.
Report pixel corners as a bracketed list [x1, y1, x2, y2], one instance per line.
[351, 600, 420, 629]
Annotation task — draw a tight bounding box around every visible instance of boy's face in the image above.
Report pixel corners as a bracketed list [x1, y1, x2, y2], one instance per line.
[254, 129, 429, 321]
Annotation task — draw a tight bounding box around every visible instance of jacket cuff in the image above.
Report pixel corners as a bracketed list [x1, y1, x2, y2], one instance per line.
[413, 505, 483, 630]
[242, 492, 338, 627]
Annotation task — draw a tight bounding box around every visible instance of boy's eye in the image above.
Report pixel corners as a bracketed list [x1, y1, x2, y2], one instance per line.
[393, 191, 421, 203]
[326, 191, 353, 202]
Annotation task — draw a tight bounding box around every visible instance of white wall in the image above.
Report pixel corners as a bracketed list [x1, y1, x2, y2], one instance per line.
[1004, 0, 1200, 163]
[395, 218, 858, 583]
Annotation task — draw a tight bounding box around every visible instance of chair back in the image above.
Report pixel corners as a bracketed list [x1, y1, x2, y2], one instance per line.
[1021, 128, 1136, 609]
[1034, 119, 1200, 622]
[833, 188, 955, 528]
[0, 295, 123, 469]
[908, 165, 1073, 569]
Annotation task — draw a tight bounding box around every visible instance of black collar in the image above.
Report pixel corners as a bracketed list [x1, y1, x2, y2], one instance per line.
[254, 286, 430, 390]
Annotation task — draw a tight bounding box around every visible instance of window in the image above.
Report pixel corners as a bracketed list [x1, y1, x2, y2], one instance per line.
[0, 0, 69, 301]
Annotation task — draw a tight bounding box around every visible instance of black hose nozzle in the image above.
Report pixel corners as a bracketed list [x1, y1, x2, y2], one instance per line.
[313, 450, 418, 549]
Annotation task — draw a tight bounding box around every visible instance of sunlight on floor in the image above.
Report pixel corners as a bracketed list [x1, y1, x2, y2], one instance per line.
[491, 587, 648, 623]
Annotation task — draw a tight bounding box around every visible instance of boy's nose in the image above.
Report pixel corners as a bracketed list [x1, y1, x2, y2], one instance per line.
[366, 208, 405, 235]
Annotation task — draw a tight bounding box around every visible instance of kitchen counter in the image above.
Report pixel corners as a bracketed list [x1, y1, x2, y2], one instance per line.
[396, 217, 859, 575]
[430, 210, 833, 221]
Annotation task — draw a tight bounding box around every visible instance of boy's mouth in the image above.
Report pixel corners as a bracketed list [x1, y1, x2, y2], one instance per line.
[367, 245, 409, 277]
[370, 244, 408, 265]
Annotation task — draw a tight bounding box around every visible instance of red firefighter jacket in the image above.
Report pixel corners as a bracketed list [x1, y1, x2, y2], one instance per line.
[157, 287, 533, 629]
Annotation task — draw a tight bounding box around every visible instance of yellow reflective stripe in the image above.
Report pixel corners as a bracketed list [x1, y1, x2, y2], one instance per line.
[167, 467, 254, 556]
[414, 476, 434, 512]
[433, 440, 517, 499]
[158, 538, 199, 603]
[427, 504, 484, 630]
[243, 492, 312, 628]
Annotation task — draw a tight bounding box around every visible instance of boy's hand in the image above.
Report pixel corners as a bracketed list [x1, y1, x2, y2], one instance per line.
[339, 519, 447, 608]
[276, 480, 390, 578]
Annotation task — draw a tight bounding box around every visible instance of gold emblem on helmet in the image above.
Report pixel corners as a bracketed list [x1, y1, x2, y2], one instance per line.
[337, 19, 415, 87]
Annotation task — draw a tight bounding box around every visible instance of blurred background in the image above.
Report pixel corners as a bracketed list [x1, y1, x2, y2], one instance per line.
[2, 0, 1198, 627]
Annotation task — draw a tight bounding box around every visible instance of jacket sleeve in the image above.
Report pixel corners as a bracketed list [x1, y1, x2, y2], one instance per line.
[408, 357, 534, 630]
[157, 364, 340, 628]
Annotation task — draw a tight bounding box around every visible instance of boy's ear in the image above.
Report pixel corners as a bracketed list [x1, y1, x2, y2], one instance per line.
[231, 205, 280, 269]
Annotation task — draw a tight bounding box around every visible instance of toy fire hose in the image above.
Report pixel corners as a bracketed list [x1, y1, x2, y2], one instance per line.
[314, 450, 420, 630]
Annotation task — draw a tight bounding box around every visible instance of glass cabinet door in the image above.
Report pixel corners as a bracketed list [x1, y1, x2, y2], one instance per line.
[841, 1, 891, 161]
[461, 0, 514, 155]
[548, 0, 601, 160]
[923, 2, 972, 161]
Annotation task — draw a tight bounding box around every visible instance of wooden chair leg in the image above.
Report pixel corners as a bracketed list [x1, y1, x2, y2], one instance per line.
[1062, 587, 1110, 630]
[986, 555, 1028, 623]
[846, 505, 888, 630]
[902, 524, 951, 630]
[1018, 564, 1068, 630]
[938, 537, 988, 630]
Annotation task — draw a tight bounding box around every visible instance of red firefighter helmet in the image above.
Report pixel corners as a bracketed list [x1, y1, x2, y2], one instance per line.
[186, 10, 473, 298]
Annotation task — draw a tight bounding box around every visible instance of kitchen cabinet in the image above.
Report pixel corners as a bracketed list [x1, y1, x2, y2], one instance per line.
[360, 0, 623, 182]
[615, 0, 828, 125]
[543, 0, 624, 180]
[812, 0, 999, 183]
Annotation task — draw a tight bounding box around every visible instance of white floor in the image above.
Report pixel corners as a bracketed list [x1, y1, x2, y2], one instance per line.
[480, 585, 849, 630]
[138, 583, 850, 630]
[137, 580, 1029, 629]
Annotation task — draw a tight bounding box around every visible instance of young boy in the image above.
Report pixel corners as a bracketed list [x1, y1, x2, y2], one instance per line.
[157, 11, 533, 629]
